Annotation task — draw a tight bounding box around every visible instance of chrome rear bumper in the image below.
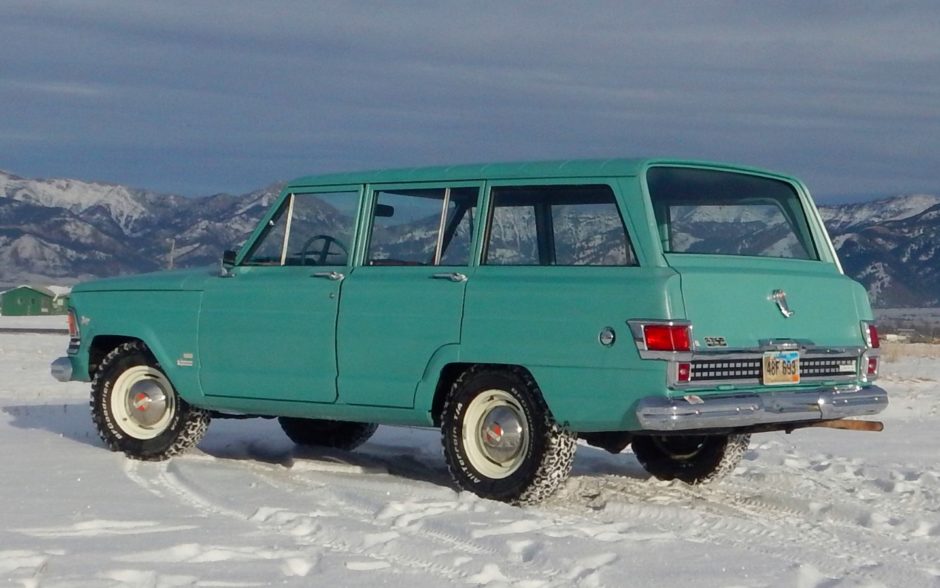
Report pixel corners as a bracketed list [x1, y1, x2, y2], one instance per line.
[51, 357, 73, 382]
[636, 384, 888, 431]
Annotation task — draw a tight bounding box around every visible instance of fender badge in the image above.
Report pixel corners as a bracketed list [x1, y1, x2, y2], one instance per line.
[771, 289, 795, 318]
[176, 352, 194, 367]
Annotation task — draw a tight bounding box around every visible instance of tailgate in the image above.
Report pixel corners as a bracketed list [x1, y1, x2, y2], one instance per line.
[667, 255, 870, 350]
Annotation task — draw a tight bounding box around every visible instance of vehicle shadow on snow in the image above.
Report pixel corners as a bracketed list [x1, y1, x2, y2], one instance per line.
[1, 405, 650, 493]
[2, 401, 102, 448]
[197, 420, 650, 494]
[190, 419, 460, 490]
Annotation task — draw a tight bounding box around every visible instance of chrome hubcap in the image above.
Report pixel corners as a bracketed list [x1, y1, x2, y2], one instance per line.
[480, 406, 524, 464]
[126, 379, 169, 427]
[463, 389, 529, 479]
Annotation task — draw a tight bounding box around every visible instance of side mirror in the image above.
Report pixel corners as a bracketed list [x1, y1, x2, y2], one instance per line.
[220, 249, 237, 277]
[375, 204, 395, 218]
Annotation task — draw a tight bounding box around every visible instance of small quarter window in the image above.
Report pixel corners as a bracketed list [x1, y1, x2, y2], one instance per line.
[484, 184, 636, 266]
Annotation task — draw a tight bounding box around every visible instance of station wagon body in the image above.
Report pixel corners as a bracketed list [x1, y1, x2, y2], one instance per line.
[52, 159, 888, 503]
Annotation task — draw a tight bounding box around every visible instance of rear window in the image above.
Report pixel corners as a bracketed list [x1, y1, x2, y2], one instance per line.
[647, 167, 818, 260]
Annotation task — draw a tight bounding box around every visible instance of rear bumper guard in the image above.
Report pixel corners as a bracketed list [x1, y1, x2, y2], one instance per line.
[636, 384, 888, 431]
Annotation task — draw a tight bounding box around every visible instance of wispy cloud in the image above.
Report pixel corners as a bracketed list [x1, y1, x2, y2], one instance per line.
[7, 80, 107, 97]
[1, 1, 939, 199]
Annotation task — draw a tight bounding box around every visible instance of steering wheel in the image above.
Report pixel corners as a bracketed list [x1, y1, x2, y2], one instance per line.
[299, 234, 348, 265]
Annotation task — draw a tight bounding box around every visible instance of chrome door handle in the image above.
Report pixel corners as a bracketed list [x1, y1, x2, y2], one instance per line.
[312, 271, 345, 281]
[432, 272, 468, 283]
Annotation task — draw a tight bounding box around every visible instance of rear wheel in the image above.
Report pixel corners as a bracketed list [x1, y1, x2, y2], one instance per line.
[91, 341, 210, 460]
[278, 417, 377, 451]
[631, 433, 750, 484]
[441, 366, 576, 504]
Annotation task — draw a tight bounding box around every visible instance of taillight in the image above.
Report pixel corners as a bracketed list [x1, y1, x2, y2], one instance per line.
[643, 324, 692, 352]
[861, 322, 880, 349]
[867, 357, 879, 376]
[67, 309, 80, 340]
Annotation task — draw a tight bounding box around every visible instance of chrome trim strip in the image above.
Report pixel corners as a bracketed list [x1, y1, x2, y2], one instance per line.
[50, 357, 73, 382]
[433, 187, 451, 265]
[279, 193, 296, 266]
[636, 384, 888, 431]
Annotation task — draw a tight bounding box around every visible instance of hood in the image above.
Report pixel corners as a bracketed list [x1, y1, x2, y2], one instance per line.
[71, 267, 218, 293]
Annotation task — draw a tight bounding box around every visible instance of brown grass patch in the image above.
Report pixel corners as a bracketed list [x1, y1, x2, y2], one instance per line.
[880, 341, 940, 362]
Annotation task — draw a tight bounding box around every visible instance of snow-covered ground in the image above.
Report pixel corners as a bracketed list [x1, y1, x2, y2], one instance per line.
[1, 317, 938, 587]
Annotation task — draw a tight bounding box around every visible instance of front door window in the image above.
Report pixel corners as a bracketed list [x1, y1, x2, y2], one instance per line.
[245, 191, 358, 266]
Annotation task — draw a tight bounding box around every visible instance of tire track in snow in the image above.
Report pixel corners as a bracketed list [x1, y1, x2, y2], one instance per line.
[553, 454, 939, 587]
[122, 454, 578, 585]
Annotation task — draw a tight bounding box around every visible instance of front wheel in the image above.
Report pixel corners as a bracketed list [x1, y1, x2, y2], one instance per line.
[90, 341, 210, 460]
[631, 433, 750, 484]
[441, 366, 576, 504]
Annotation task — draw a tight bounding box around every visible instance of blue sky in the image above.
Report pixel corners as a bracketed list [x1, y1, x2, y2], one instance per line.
[2, 1, 939, 202]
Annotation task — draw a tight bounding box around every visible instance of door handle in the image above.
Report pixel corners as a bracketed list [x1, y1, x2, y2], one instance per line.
[432, 272, 468, 283]
[312, 271, 345, 281]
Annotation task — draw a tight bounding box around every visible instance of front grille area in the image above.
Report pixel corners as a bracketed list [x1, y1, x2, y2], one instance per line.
[689, 356, 858, 383]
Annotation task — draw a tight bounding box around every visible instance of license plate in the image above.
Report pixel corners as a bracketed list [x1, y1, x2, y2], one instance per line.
[762, 350, 800, 385]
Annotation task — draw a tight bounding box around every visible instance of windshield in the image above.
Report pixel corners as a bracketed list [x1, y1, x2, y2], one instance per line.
[647, 167, 819, 260]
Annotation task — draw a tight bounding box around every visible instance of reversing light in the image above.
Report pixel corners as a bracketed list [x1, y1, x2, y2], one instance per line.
[644, 324, 692, 352]
[862, 322, 880, 349]
[867, 357, 879, 377]
[677, 362, 692, 383]
[67, 309, 80, 340]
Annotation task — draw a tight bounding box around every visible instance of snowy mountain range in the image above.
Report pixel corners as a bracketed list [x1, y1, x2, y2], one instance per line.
[2, 169, 938, 306]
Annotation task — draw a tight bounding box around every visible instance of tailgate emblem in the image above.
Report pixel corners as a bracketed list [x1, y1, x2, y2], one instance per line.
[771, 289, 795, 318]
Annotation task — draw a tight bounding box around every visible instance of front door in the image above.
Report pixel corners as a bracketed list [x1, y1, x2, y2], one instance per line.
[336, 184, 479, 407]
[198, 189, 361, 403]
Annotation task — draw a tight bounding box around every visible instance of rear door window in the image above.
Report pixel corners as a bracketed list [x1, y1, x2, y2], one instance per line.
[366, 186, 478, 266]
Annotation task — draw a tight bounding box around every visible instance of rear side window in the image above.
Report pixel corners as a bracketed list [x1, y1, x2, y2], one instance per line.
[484, 185, 636, 266]
[647, 167, 818, 260]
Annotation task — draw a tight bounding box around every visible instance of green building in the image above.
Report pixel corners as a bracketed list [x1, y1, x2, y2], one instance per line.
[0, 285, 70, 316]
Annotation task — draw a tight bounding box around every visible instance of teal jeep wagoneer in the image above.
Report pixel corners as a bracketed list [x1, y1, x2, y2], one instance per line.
[52, 159, 888, 504]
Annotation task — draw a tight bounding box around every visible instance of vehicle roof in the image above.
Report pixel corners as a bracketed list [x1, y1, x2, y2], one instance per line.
[287, 158, 792, 188]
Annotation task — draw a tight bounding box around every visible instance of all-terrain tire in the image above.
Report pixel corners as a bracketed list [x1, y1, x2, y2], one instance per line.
[278, 417, 378, 451]
[441, 366, 576, 505]
[90, 341, 210, 460]
[631, 433, 750, 484]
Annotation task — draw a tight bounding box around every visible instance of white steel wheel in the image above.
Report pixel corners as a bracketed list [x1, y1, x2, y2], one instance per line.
[441, 366, 577, 504]
[462, 389, 529, 479]
[109, 365, 177, 440]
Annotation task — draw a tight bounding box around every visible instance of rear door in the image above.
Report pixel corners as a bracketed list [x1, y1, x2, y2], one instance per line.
[335, 183, 480, 407]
